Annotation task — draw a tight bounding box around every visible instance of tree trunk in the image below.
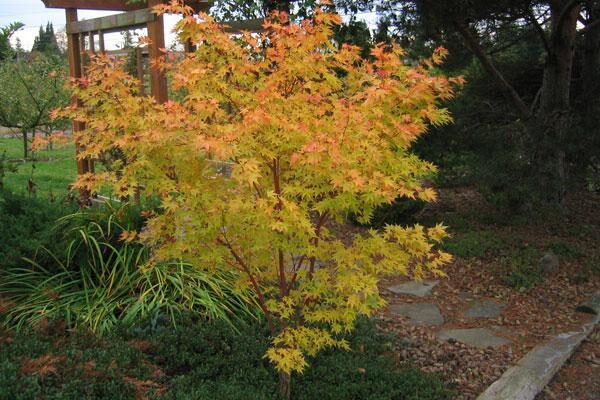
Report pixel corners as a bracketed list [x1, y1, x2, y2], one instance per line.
[22, 129, 28, 159]
[582, 1, 600, 146]
[535, 0, 581, 205]
[278, 371, 291, 400]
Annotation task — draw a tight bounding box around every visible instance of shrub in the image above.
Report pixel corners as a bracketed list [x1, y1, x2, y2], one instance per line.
[548, 240, 583, 258]
[499, 247, 541, 289]
[0, 189, 74, 269]
[0, 317, 452, 400]
[0, 329, 152, 400]
[141, 317, 453, 400]
[442, 230, 505, 258]
[0, 150, 18, 189]
[60, 5, 459, 394]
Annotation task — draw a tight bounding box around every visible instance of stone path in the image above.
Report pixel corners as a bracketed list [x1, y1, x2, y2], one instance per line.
[387, 282, 600, 400]
[387, 280, 439, 297]
[388, 303, 444, 326]
[464, 299, 506, 318]
[387, 280, 510, 349]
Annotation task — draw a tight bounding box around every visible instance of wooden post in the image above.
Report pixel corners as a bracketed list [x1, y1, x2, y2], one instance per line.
[147, 0, 168, 104]
[66, 8, 91, 204]
[89, 31, 95, 53]
[98, 31, 105, 53]
[136, 47, 145, 95]
[183, 39, 195, 53]
[78, 32, 87, 69]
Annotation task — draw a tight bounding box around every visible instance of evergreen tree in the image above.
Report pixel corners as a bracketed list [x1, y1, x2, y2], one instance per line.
[31, 22, 60, 55]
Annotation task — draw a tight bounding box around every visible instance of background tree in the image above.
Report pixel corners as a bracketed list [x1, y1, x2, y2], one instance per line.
[61, 3, 459, 398]
[0, 22, 24, 61]
[335, 0, 599, 212]
[31, 22, 61, 56]
[0, 54, 69, 159]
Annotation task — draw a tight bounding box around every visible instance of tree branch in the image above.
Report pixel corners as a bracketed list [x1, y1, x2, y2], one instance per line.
[555, 0, 582, 33]
[526, 7, 551, 54]
[455, 22, 532, 119]
[216, 234, 275, 334]
[272, 157, 288, 297]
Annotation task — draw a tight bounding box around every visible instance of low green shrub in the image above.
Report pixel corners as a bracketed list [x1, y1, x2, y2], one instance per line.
[0, 329, 153, 400]
[0, 189, 74, 269]
[442, 230, 505, 258]
[499, 247, 541, 289]
[142, 317, 453, 400]
[0, 150, 18, 189]
[548, 240, 583, 258]
[0, 317, 452, 400]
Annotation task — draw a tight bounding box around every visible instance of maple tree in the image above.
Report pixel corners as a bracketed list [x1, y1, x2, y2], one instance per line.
[60, 1, 460, 396]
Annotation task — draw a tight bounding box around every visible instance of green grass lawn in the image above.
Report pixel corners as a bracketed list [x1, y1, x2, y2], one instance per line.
[0, 137, 76, 197]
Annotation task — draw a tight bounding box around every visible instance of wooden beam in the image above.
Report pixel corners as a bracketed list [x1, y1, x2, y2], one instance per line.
[222, 18, 265, 33]
[42, 0, 210, 12]
[44, 0, 146, 11]
[67, 8, 156, 35]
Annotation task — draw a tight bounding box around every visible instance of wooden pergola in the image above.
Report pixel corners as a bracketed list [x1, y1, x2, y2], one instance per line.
[41, 0, 262, 203]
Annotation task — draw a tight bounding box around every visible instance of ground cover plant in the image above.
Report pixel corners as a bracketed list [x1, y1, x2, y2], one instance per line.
[59, 2, 461, 396]
[0, 316, 452, 400]
[0, 189, 75, 269]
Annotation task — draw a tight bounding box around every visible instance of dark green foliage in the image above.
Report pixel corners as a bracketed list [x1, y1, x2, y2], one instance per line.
[0, 317, 452, 400]
[548, 240, 583, 258]
[296, 319, 451, 400]
[0, 329, 151, 400]
[148, 317, 278, 400]
[31, 22, 60, 55]
[333, 18, 372, 59]
[0, 190, 74, 269]
[0, 22, 24, 61]
[499, 247, 541, 290]
[364, 197, 427, 228]
[412, 43, 548, 213]
[585, 159, 600, 192]
[141, 317, 453, 400]
[442, 230, 505, 258]
[0, 151, 19, 190]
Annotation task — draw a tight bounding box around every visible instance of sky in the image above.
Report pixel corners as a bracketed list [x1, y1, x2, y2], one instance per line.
[0, 0, 378, 51]
[0, 0, 185, 51]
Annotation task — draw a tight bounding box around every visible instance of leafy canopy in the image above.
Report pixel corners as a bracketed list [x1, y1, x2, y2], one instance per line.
[60, 0, 460, 375]
[0, 54, 69, 132]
